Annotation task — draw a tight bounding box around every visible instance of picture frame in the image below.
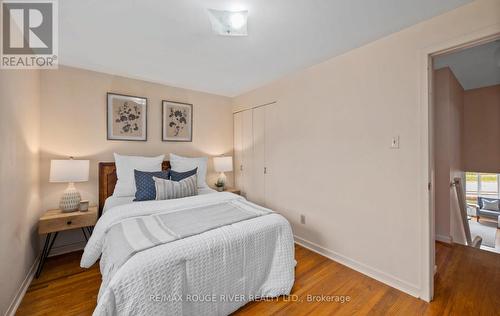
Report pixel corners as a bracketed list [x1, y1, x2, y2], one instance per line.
[162, 100, 193, 142]
[106, 93, 147, 141]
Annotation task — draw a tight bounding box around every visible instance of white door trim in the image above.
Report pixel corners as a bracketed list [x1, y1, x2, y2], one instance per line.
[418, 25, 500, 302]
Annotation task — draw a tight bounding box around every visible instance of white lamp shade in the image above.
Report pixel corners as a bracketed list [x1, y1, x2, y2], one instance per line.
[50, 159, 89, 183]
[213, 156, 233, 173]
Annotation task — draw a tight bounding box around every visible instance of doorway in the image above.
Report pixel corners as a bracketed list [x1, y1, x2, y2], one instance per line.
[427, 33, 500, 300]
[432, 38, 500, 251]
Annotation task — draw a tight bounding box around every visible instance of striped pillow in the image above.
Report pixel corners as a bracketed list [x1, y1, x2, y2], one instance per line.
[153, 175, 198, 200]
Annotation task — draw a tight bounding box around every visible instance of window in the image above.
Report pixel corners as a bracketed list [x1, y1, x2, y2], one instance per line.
[465, 172, 500, 204]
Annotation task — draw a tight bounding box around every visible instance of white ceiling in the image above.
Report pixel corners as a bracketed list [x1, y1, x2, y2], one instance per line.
[59, 0, 471, 96]
[434, 40, 500, 90]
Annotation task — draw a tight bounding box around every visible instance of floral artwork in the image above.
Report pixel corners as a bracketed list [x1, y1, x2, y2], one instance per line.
[107, 93, 147, 141]
[168, 107, 188, 136]
[162, 101, 192, 142]
[115, 102, 141, 134]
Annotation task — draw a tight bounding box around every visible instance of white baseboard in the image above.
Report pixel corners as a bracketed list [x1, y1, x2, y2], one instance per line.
[48, 241, 86, 257]
[294, 235, 421, 299]
[4, 241, 86, 316]
[5, 255, 39, 316]
[435, 234, 452, 244]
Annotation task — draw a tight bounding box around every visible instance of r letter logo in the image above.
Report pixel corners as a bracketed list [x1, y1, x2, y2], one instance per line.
[1, 0, 58, 69]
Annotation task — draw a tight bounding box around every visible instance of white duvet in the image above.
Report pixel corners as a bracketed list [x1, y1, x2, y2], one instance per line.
[81, 192, 295, 316]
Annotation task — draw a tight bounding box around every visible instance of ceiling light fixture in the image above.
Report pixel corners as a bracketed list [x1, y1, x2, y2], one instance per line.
[230, 12, 245, 29]
[208, 9, 248, 36]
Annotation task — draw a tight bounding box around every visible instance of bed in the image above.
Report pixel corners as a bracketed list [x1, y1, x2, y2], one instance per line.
[81, 161, 295, 315]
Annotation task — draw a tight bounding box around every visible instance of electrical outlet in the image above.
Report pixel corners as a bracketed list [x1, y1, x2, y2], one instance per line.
[300, 214, 306, 224]
[390, 136, 400, 149]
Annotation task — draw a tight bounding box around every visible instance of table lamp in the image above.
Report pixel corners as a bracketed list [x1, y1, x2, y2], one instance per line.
[49, 158, 89, 212]
[213, 156, 233, 191]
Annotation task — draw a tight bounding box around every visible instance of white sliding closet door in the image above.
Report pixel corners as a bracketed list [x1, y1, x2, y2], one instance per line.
[250, 106, 266, 205]
[241, 110, 253, 198]
[233, 103, 278, 207]
[264, 103, 280, 210]
[233, 112, 243, 191]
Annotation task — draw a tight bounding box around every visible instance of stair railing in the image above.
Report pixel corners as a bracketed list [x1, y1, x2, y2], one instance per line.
[452, 177, 482, 248]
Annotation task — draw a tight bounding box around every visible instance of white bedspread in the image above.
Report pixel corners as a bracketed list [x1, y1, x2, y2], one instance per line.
[81, 192, 295, 316]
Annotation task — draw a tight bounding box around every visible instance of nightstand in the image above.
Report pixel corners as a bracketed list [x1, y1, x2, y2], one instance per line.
[36, 206, 98, 278]
[224, 187, 241, 195]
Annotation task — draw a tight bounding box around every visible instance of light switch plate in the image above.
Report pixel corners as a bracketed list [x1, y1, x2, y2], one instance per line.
[391, 136, 400, 149]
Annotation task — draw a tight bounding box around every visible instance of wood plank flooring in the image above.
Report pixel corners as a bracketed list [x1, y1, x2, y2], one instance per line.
[16, 243, 500, 315]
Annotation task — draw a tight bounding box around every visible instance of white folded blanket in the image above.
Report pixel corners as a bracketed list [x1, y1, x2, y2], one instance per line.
[103, 199, 271, 274]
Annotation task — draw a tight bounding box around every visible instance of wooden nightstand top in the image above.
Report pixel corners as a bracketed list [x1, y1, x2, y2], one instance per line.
[38, 207, 98, 234]
[224, 187, 241, 195]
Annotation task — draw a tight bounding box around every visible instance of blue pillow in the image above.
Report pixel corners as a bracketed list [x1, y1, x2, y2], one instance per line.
[170, 168, 198, 182]
[134, 169, 170, 201]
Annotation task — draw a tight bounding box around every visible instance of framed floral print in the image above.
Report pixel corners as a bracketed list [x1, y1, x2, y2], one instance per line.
[162, 100, 193, 142]
[107, 93, 147, 141]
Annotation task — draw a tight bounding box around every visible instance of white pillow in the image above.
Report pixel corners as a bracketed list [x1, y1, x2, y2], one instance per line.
[113, 153, 165, 197]
[169, 153, 208, 188]
[482, 199, 499, 211]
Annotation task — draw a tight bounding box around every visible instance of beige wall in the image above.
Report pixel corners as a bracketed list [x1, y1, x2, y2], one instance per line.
[447, 68, 466, 245]
[0, 70, 41, 315]
[433, 68, 465, 244]
[1, 64, 234, 311]
[40, 66, 234, 248]
[233, 0, 500, 298]
[463, 84, 500, 173]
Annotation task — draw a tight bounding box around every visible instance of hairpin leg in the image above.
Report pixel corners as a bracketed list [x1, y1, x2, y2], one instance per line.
[81, 228, 88, 241]
[85, 226, 93, 237]
[35, 232, 58, 278]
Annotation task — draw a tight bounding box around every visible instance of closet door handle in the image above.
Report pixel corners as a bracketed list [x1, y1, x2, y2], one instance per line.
[264, 167, 267, 174]
[240, 165, 243, 171]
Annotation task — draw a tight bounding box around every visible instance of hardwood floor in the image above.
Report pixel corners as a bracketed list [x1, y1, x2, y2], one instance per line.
[17, 243, 500, 316]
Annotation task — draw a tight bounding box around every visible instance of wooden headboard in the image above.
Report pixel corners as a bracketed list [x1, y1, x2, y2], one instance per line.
[98, 161, 171, 216]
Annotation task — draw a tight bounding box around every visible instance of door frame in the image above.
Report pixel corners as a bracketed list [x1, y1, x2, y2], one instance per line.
[419, 26, 500, 301]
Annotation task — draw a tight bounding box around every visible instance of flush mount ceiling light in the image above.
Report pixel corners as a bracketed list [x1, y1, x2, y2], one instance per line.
[208, 9, 248, 36]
